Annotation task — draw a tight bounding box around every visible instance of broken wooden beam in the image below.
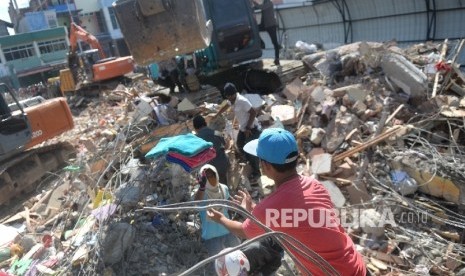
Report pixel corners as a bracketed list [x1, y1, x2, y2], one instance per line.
[334, 125, 408, 162]
[432, 38, 448, 98]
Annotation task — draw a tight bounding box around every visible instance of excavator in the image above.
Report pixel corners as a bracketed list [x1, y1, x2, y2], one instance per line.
[60, 22, 135, 93]
[0, 83, 74, 205]
[113, 0, 282, 93]
[113, 0, 262, 69]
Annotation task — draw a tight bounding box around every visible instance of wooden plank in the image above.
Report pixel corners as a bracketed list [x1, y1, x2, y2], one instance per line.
[334, 126, 406, 162]
[432, 39, 448, 98]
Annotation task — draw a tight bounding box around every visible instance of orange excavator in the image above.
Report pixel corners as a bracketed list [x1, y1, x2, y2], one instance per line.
[60, 22, 135, 93]
[0, 83, 74, 206]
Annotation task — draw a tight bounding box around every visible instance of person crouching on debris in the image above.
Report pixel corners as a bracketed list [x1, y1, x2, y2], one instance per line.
[193, 115, 230, 186]
[207, 128, 367, 275]
[195, 164, 240, 262]
[214, 83, 261, 182]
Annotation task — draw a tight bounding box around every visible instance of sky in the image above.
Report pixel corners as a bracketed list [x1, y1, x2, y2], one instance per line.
[0, 0, 29, 32]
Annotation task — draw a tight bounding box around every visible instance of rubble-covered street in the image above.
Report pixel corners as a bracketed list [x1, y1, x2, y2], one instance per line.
[1, 39, 465, 276]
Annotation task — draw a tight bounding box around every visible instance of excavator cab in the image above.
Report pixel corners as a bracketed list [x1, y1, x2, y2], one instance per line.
[0, 83, 31, 162]
[113, 0, 261, 70]
[196, 0, 262, 70]
[78, 49, 100, 84]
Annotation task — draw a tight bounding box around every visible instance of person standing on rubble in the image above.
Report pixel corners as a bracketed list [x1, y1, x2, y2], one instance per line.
[194, 164, 240, 269]
[214, 83, 261, 182]
[157, 57, 185, 93]
[207, 128, 367, 275]
[193, 115, 230, 186]
[253, 0, 281, 66]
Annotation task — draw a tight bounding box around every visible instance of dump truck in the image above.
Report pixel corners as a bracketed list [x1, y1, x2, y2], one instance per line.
[0, 83, 75, 205]
[60, 22, 135, 93]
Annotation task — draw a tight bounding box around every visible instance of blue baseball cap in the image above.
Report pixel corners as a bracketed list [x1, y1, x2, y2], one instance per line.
[244, 128, 298, 164]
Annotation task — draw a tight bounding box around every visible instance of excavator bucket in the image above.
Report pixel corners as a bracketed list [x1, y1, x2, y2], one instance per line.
[113, 0, 211, 65]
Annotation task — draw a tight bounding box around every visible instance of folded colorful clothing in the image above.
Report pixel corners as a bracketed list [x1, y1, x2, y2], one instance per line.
[167, 147, 217, 168]
[165, 155, 192, 172]
[145, 133, 213, 159]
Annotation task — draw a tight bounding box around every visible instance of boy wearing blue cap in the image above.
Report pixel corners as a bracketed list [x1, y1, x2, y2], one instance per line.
[208, 128, 367, 275]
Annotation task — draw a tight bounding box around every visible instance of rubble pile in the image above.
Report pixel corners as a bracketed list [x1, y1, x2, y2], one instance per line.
[1, 39, 465, 275]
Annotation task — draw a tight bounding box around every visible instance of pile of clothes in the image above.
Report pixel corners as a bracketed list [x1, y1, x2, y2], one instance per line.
[145, 133, 216, 172]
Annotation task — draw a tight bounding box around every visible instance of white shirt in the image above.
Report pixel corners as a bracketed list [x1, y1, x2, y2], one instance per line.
[230, 93, 259, 131]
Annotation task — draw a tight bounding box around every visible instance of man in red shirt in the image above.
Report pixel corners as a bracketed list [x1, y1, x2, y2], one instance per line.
[208, 128, 367, 275]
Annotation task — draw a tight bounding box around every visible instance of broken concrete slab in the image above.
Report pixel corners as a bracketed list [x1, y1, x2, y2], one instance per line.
[283, 78, 305, 101]
[381, 53, 428, 100]
[177, 98, 196, 112]
[323, 112, 360, 153]
[320, 180, 346, 208]
[311, 86, 326, 103]
[310, 128, 326, 145]
[352, 100, 367, 116]
[359, 209, 385, 238]
[347, 85, 369, 102]
[101, 222, 135, 265]
[271, 105, 297, 125]
[244, 94, 266, 109]
[311, 153, 332, 175]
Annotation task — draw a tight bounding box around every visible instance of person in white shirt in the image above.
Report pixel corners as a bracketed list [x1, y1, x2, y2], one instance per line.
[214, 83, 261, 180]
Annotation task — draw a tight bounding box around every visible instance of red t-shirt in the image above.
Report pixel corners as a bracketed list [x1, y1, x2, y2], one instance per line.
[242, 175, 366, 276]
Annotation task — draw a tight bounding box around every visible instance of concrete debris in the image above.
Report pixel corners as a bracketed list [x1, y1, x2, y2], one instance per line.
[2, 39, 465, 276]
[100, 223, 136, 265]
[270, 104, 297, 125]
[311, 153, 332, 175]
[381, 53, 428, 101]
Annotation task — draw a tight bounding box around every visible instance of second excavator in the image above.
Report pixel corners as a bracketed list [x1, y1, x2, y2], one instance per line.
[60, 22, 135, 93]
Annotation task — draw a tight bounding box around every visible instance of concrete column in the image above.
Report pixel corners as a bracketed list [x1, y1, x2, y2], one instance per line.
[102, 7, 113, 34]
[0, 46, 6, 64]
[33, 41, 43, 65]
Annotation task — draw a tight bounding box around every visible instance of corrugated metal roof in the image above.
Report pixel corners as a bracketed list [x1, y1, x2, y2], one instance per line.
[276, 0, 465, 43]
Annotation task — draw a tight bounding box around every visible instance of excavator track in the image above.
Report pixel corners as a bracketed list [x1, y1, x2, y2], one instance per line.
[0, 142, 75, 206]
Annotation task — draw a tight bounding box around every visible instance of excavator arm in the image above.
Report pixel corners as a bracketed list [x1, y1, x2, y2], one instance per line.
[69, 22, 106, 59]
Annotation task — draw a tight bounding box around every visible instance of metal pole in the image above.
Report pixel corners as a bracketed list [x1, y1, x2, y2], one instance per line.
[65, 0, 82, 52]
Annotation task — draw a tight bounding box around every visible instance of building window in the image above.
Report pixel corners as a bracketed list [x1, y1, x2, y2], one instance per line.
[47, 15, 58, 28]
[4, 44, 35, 61]
[95, 11, 107, 34]
[108, 7, 119, 30]
[38, 39, 67, 54]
